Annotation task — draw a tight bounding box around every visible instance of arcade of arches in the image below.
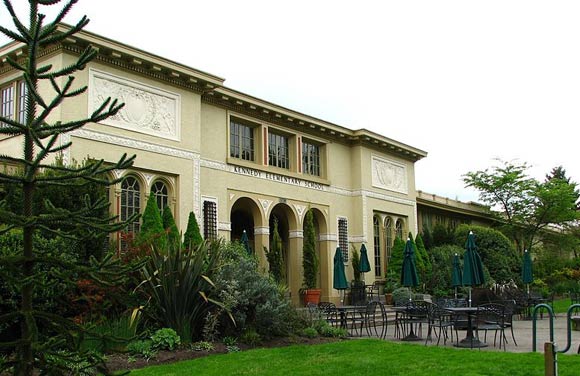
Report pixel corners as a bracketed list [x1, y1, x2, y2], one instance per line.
[230, 195, 332, 306]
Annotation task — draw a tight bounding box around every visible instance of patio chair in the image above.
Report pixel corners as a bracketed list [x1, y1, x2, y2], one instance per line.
[364, 301, 388, 339]
[405, 300, 432, 340]
[475, 303, 507, 350]
[318, 302, 340, 328]
[429, 302, 455, 346]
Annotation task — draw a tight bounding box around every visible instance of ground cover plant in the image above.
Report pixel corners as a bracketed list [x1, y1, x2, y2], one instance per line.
[128, 339, 580, 376]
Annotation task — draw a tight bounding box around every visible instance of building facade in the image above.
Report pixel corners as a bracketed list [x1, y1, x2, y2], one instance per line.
[0, 25, 428, 305]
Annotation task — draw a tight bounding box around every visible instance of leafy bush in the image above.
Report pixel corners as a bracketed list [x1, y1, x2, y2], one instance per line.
[213, 243, 305, 338]
[427, 244, 464, 297]
[127, 340, 157, 360]
[454, 224, 519, 285]
[222, 336, 238, 347]
[240, 329, 262, 347]
[151, 328, 181, 351]
[310, 320, 347, 338]
[192, 341, 214, 352]
[80, 309, 142, 353]
[393, 287, 412, 306]
[301, 327, 318, 338]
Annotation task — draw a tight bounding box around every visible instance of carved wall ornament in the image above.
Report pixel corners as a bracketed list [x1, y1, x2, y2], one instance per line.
[89, 69, 181, 141]
[293, 204, 306, 222]
[371, 156, 408, 194]
[258, 199, 273, 214]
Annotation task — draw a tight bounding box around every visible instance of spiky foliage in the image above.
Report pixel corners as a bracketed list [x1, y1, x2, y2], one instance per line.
[183, 211, 203, 250]
[162, 206, 180, 247]
[302, 210, 318, 289]
[0, 1, 138, 374]
[138, 240, 225, 343]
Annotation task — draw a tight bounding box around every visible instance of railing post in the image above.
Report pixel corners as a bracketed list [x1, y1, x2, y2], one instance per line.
[532, 303, 554, 352]
[544, 342, 558, 376]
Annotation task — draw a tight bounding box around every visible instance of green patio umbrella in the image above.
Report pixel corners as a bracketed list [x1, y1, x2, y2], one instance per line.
[522, 250, 533, 296]
[400, 238, 419, 301]
[451, 253, 462, 300]
[240, 229, 252, 255]
[333, 247, 349, 305]
[462, 231, 485, 306]
[359, 244, 371, 282]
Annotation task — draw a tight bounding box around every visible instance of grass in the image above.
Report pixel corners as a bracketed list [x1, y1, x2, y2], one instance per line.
[553, 298, 579, 314]
[128, 339, 580, 376]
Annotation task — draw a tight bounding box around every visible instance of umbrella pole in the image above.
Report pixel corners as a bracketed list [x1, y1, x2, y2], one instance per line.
[340, 290, 344, 307]
[454, 287, 457, 300]
[408, 287, 412, 302]
[527, 284, 530, 297]
[468, 287, 472, 307]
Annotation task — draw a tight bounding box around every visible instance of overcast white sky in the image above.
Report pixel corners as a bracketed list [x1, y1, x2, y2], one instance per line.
[2, 1, 579, 203]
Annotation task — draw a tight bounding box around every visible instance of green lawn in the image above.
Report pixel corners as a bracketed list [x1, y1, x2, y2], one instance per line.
[553, 298, 579, 314]
[128, 339, 580, 376]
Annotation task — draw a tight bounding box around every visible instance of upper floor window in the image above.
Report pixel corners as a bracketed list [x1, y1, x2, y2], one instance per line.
[338, 217, 348, 262]
[230, 120, 254, 161]
[268, 131, 289, 169]
[302, 140, 320, 176]
[151, 180, 169, 213]
[1, 80, 27, 127]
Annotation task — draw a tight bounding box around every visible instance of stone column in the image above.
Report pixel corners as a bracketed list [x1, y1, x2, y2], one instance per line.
[254, 226, 270, 272]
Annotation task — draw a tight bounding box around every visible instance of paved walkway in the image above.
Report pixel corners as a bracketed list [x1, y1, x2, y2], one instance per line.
[358, 313, 580, 355]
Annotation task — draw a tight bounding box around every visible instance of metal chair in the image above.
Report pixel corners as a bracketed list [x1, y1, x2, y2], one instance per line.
[475, 303, 507, 350]
[365, 300, 388, 339]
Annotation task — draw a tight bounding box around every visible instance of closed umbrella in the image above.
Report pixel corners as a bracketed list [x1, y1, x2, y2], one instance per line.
[451, 253, 462, 300]
[462, 231, 485, 307]
[522, 250, 533, 296]
[400, 238, 419, 302]
[359, 244, 371, 282]
[240, 229, 251, 254]
[333, 247, 349, 305]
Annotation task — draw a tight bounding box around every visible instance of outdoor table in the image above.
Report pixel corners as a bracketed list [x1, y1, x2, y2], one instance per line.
[445, 306, 488, 348]
[392, 305, 423, 341]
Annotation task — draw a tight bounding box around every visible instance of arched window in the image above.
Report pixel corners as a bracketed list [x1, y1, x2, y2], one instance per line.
[121, 176, 141, 235]
[395, 219, 404, 239]
[151, 180, 169, 213]
[385, 217, 393, 261]
[373, 216, 381, 277]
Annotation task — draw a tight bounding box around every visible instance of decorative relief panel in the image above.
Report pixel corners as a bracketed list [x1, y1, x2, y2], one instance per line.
[258, 199, 273, 215]
[371, 156, 408, 194]
[293, 204, 306, 223]
[89, 69, 180, 141]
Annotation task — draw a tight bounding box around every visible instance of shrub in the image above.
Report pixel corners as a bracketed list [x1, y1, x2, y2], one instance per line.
[213, 243, 304, 338]
[427, 244, 464, 297]
[127, 340, 157, 360]
[302, 210, 318, 289]
[301, 327, 318, 338]
[151, 328, 181, 351]
[139, 196, 166, 250]
[162, 207, 180, 247]
[183, 211, 203, 249]
[240, 329, 262, 347]
[454, 224, 519, 285]
[393, 287, 412, 306]
[192, 341, 214, 352]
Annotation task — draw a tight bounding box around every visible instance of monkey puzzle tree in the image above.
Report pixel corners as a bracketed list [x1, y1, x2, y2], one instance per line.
[0, 1, 137, 374]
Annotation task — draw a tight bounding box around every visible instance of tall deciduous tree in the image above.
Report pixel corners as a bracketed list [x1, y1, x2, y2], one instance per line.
[464, 160, 579, 254]
[0, 1, 137, 373]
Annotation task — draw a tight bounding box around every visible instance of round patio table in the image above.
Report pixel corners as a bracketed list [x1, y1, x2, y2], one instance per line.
[445, 306, 488, 348]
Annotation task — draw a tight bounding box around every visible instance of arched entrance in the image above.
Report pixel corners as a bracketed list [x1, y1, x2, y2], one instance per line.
[230, 197, 262, 253]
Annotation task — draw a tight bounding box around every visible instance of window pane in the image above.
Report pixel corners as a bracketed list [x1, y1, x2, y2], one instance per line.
[121, 177, 141, 234]
[373, 216, 381, 277]
[302, 141, 320, 176]
[230, 120, 254, 161]
[151, 181, 168, 213]
[18, 81, 27, 124]
[1, 86, 14, 126]
[268, 132, 289, 169]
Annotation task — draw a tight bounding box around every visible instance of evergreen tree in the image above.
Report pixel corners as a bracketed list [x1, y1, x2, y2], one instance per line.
[162, 206, 180, 247]
[421, 225, 433, 251]
[183, 211, 203, 249]
[388, 236, 405, 277]
[415, 233, 432, 290]
[139, 195, 165, 250]
[301, 209, 318, 289]
[0, 1, 138, 373]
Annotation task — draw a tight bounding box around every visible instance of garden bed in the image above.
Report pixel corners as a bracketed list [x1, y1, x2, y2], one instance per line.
[105, 336, 341, 372]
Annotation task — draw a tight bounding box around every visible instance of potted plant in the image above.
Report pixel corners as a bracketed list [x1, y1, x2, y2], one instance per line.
[301, 209, 321, 305]
[384, 269, 399, 305]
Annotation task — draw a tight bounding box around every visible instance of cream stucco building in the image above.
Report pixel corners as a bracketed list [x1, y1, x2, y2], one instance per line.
[1, 25, 430, 305]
